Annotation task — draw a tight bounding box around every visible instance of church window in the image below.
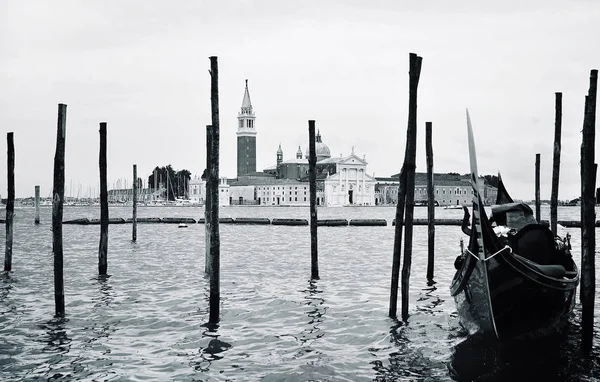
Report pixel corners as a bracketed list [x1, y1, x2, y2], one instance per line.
[436, 189, 439, 195]
[443, 189, 446, 194]
[295, 197, 297, 201]
[304, 197, 307, 201]
[239, 120, 243, 128]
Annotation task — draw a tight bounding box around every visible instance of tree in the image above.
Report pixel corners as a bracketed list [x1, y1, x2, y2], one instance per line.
[147, 165, 191, 200]
[175, 169, 192, 198]
[483, 174, 499, 188]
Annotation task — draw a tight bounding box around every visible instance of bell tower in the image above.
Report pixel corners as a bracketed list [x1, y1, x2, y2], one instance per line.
[277, 144, 283, 166]
[237, 79, 257, 177]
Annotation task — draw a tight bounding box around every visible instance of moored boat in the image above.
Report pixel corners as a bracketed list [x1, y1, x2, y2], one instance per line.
[450, 111, 579, 340]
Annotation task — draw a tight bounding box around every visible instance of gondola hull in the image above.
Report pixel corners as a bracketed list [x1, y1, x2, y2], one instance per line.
[452, 253, 497, 336]
[451, 248, 578, 340]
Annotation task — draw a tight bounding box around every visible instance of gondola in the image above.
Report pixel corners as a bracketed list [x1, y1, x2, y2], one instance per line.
[450, 110, 579, 340]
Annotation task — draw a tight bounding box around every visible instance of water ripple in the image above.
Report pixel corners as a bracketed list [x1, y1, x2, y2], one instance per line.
[0, 205, 597, 381]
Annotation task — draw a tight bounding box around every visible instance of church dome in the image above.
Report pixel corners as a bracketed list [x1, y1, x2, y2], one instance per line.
[305, 130, 331, 160]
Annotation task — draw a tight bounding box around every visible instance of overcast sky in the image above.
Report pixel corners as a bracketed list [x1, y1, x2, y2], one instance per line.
[1, 0, 599, 200]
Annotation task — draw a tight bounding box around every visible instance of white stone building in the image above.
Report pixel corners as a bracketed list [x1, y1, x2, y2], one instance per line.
[321, 150, 376, 206]
[189, 176, 205, 204]
[218, 178, 230, 206]
[255, 181, 311, 206]
[188, 176, 230, 206]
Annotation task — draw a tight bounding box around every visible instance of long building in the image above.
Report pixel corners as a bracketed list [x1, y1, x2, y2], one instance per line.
[375, 172, 497, 206]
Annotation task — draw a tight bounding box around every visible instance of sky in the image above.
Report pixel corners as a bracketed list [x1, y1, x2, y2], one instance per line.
[0, 0, 599, 200]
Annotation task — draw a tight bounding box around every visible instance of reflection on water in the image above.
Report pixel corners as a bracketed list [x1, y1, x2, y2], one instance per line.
[0, 205, 598, 381]
[373, 283, 458, 381]
[188, 280, 232, 373]
[189, 323, 232, 372]
[34, 317, 74, 379]
[300, 279, 326, 347]
[94, 274, 114, 308]
[449, 333, 572, 382]
[0, 273, 15, 312]
[39, 318, 71, 354]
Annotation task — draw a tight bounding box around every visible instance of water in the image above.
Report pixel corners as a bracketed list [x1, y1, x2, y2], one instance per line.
[0, 205, 599, 381]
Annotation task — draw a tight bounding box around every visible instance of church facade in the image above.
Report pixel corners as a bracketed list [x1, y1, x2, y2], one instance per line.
[320, 152, 376, 206]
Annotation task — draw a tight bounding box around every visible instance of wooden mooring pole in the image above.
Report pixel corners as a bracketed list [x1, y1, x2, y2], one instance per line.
[205, 125, 212, 275]
[389, 52, 423, 320]
[53, 103, 67, 316]
[308, 120, 319, 280]
[208, 56, 221, 324]
[535, 153, 541, 223]
[581, 69, 597, 351]
[98, 122, 108, 275]
[389, 167, 407, 319]
[425, 122, 435, 281]
[550, 92, 562, 235]
[132, 164, 137, 242]
[34, 185, 40, 225]
[400, 53, 422, 321]
[4, 132, 14, 272]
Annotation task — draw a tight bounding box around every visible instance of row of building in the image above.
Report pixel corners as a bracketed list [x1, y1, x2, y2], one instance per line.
[188, 171, 497, 207]
[186, 80, 497, 206]
[103, 80, 497, 206]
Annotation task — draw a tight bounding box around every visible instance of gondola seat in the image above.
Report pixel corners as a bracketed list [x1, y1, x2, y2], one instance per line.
[509, 223, 569, 278]
[515, 259, 566, 279]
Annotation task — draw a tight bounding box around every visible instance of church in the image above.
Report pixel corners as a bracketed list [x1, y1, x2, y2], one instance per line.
[189, 80, 377, 206]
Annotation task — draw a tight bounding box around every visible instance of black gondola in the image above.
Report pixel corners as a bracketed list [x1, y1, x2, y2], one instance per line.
[450, 111, 579, 340]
